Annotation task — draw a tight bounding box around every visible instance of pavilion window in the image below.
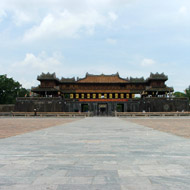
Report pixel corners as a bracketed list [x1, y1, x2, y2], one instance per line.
[98, 94, 101, 99]
[132, 94, 135, 98]
[109, 93, 112, 99]
[120, 93, 124, 99]
[115, 93, 118, 99]
[76, 94, 79, 99]
[70, 94, 74, 99]
[93, 94, 96, 99]
[126, 94, 129, 99]
[81, 94, 84, 99]
[87, 94, 90, 99]
[104, 94, 107, 99]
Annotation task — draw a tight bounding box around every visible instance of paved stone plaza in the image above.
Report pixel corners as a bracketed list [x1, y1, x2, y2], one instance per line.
[0, 117, 190, 190]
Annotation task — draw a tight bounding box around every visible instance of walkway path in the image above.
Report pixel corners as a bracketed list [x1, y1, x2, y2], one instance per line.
[0, 117, 190, 190]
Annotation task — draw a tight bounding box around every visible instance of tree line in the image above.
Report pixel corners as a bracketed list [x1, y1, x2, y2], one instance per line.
[0, 75, 29, 104]
[173, 86, 190, 101]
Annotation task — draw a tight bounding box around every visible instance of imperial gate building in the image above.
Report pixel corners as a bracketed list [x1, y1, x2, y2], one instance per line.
[15, 72, 189, 115]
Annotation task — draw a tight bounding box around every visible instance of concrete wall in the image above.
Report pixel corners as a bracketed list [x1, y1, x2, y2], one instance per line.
[15, 97, 189, 116]
[0, 104, 15, 112]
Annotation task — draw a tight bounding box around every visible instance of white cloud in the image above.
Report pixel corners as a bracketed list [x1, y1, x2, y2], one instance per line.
[108, 11, 118, 21]
[179, 6, 188, 15]
[106, 38, 117, 44]
[9, 51, 64, 88]
[0, 0, 132, 41]
[0, 9, 6, 22]
[0, 0, 131, 13]
[23, 10, 108, 41]
[12, 52, 62, 75]
[15, 52, 62, 71]
[18, 79, 37, 89]
[0, 0, 127, 32]
[141, 58, 156, 67]
[13, 10, 32, 26]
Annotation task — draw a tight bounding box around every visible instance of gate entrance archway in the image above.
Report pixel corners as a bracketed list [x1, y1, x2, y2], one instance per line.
[81, 104, 89, 112]
[98, 104, 108, 116]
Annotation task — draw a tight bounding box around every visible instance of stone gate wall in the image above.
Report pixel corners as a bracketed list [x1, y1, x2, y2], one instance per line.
[0, 104, 15, 112]
[15, 97, 189, 116]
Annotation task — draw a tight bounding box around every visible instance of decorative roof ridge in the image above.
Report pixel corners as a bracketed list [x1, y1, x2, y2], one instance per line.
[37, 72, 59, 80]
[85, 72, 120, 77]
[129, 77, 145, 82]
[76, 72, 128, 82]
[60, 77, 75, 82]
[148, 72, 168, 80]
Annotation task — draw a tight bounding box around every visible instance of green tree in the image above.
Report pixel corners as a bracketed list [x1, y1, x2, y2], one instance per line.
[184, 86, 190, 102]
[185, 86, 190, 97]
[174, 86, 190, 103]
[0, 75, 29, 104]
[173, 91, 186, 98]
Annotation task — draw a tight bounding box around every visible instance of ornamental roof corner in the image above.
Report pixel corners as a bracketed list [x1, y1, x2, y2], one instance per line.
[37, 72, 59, 81]
[149, 72, 168, 80]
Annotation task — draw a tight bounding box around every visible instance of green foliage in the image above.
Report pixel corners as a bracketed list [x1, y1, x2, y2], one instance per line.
[174, 86, 190, 102]
[185, 86, 190, 99]
[0, 75, 29, 104]
[173, 91, 186, 98]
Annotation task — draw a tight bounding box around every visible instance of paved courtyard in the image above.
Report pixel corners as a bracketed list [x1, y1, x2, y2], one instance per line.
[0, 117, 190, 190]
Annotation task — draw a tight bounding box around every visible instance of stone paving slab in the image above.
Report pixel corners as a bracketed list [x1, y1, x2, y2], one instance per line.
[0, 117, 190, 189]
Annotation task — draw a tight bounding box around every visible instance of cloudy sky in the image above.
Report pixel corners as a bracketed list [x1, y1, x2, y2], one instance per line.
[0, 0, 190, 91]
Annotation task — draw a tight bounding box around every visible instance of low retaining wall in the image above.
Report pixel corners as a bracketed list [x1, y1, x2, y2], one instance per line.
[0, 104, 15, 112]
[0, 111, 190, 117]
[0, 112, 91, 117]
[115, 112, 190, 117]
